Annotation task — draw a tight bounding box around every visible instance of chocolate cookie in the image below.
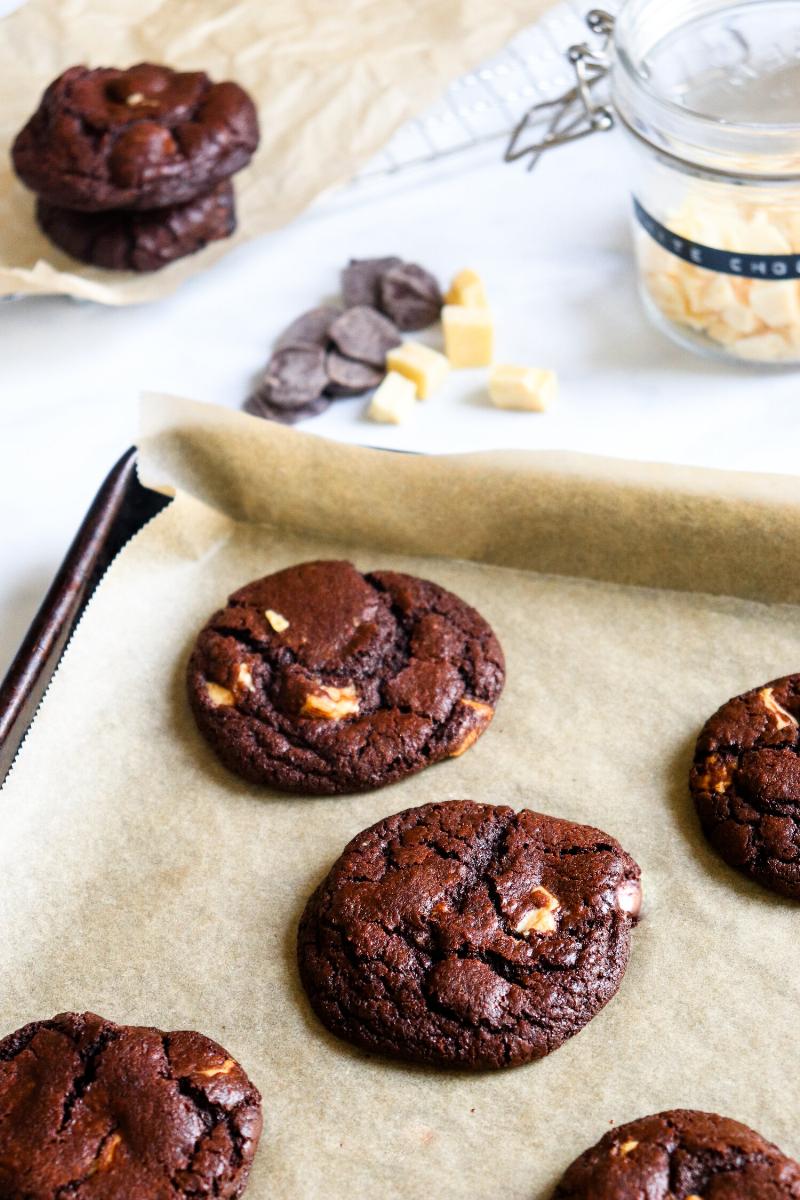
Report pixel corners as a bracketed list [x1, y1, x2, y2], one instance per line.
[298, 799, 642, 1069]
[0, 1011, 262, 1198]
[690, 674, 800, 898]
[187, 561, 505, 794]
[553, 1109, 800, 1199]
[12, 63, 259, 211]
[36, 182, 236, 272]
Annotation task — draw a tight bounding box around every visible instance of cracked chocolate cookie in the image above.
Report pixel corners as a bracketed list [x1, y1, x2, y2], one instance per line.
[690, 674, 800, 899]
[0, 1011, 262, 1198]
[187, 561, 505, 795]
[553, 1109, 800, 1199]
[36, 181, 236, 272]
[297, 799, 642, 1069]
[12, 63, 259, 211]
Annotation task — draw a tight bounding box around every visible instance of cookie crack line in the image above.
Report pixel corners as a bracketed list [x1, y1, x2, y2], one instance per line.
[59, 1026, 120, 1131]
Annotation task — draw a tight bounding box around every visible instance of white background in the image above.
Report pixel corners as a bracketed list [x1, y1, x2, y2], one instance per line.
[3, 63, 800, 678]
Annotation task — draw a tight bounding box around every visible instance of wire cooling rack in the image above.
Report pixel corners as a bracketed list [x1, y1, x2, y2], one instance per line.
[351, 0, 621, 186]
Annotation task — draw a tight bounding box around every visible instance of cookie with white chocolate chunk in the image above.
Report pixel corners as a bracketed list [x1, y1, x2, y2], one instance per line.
[187, 561, 505, 794]
[0, 1011, 263, 1198]
[553, 1109, 800, 1199]
[690, 673, 800, 899]
[298, 799, 641, 1068]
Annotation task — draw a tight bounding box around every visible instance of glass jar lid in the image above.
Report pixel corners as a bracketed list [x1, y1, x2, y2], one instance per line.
[612, 0, 800, 179]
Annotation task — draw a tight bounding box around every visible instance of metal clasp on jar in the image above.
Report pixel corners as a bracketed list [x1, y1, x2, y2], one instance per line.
[504, 9, 616, 171]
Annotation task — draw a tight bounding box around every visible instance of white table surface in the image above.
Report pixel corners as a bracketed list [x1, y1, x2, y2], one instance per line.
[3, 106, 800, 679]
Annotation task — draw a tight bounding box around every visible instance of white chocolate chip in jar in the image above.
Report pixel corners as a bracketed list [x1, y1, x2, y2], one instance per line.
[367, 370, 418, 425]
[636, 189, 800, 364]
[515, 887, 560, 936]
[693, 754, 733, 795]
[445, 268, 489, 308]
[300, 684, 360, 720]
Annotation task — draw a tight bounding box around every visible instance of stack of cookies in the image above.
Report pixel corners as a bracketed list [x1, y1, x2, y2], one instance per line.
[12, 63, 260, 273]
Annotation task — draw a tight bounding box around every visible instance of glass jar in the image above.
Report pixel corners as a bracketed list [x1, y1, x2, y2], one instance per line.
[611, 0, 800, 366]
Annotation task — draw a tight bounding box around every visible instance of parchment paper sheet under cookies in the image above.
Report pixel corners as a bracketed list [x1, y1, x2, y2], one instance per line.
[0, 0, 551, 304]
[3, 393, 800, 1198]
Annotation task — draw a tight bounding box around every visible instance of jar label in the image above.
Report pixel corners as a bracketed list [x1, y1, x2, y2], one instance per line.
[634, 197, 800, 280]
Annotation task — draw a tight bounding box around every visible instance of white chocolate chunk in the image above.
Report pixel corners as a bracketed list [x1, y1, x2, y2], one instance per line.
[488, 365, 557, 412]
[645, 273, 687, 320]
[205, 681, 235, 707]
[759, 687, 798, 731]
[236, 663, 255, 692]
[681, 273, 713, 315]
[301, 684, 359, 720]
[366, 370, 418, 424]
[720, 301, 761, 335]
[197, 1057, 236, 1078]
[448, 698, 494, 757]
[515, 887, 560, 936]
[445, 268, 488, 308]
[744, 213, 792, 255]
[91, 1132, 122, 1173]
[386, 342, 450, 399]
[442, 305, 494, 367]
[706, 319, 740, 347]
[703, 274, 739, 311]
[265, 609, 289, 633]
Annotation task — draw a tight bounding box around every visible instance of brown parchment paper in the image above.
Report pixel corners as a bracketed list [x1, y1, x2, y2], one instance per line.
[3, 393, 800, 1198]
[0, 0, 549, 305]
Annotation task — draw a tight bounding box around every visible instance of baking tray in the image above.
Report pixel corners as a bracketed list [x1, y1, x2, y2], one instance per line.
[0, 449, 171, 784]
[5, 397, 800, 1197]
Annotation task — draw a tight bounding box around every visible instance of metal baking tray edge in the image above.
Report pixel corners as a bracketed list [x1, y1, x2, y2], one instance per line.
[0, 449, 172, 785]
